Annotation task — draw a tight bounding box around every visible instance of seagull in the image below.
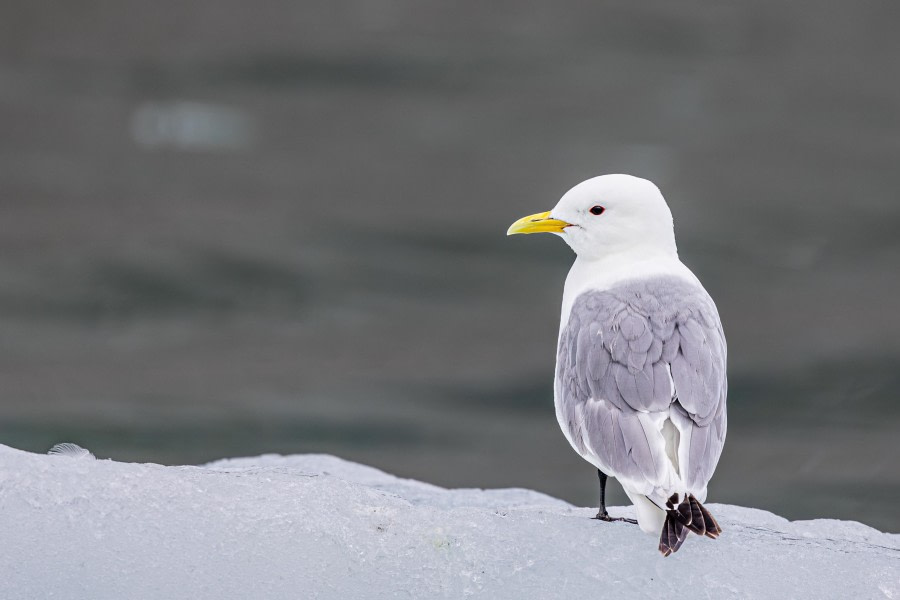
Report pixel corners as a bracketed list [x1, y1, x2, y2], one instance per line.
[508, 174, 726, 556]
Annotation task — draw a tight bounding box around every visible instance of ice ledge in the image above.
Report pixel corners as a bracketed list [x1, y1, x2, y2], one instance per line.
[0, 444, 897, 599]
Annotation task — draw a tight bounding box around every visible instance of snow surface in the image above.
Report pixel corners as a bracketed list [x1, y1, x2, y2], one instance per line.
[0, 445, 897, 600]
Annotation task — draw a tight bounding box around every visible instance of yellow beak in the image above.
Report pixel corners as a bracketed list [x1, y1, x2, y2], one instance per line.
[506, 211, 572, 235]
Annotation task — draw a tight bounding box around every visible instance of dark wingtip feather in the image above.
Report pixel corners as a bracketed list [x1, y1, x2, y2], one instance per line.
[687, 495, 706, 536]
[658, 510, 689, 556]
[689, 495, 722, 538]
[676, 499, 693, 527]
[659, 495, 722, 554]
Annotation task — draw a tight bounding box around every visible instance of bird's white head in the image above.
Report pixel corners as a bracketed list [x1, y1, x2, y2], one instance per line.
[507, 174, 678, 261]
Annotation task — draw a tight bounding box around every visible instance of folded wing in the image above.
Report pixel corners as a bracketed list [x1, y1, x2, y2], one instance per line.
[555, 276, 727, 502]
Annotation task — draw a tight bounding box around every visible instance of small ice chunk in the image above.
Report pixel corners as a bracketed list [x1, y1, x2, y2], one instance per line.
[47, 443, 95, 459]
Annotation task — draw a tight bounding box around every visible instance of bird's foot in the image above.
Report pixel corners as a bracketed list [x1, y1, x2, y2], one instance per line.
[593, 510, 638, 525]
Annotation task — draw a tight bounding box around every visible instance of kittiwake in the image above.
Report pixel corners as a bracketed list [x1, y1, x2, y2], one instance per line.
[508, 174, 727, 556]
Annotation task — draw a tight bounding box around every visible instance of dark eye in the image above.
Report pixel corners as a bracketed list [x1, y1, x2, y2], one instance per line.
[589, 205, 605, 215]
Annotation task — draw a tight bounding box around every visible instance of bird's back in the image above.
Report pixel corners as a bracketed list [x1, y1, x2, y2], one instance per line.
[554, 274, 727, 504]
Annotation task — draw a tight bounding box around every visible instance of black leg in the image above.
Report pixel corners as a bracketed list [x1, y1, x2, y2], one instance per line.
[592, 469, 638, 524]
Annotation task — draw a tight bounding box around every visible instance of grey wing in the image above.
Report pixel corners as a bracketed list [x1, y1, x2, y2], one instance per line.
[668, 298, 728, 493]
[555, 278, 727, 498]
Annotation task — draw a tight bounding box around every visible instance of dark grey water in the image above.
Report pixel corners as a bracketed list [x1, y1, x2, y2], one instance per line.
[1, 1, 898, 530]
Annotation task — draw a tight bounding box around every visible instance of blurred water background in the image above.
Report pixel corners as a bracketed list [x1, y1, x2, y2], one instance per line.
[1, 1, 898, 531]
